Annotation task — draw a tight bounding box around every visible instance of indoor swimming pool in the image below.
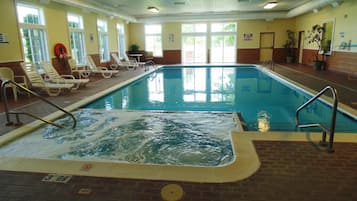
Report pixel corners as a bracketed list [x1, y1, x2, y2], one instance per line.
[86, 66, 357, 132]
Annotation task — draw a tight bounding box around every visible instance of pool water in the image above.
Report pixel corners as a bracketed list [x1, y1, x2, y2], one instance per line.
[0, 110, 236, 166]
[86, 66, 357, 132]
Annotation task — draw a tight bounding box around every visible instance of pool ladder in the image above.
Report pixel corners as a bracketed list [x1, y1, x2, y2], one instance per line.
[1, 80, 76, 129]
[295, 86, 338, 153]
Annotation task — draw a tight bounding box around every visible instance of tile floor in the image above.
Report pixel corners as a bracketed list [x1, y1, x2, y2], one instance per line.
[0, 63, 356, 201]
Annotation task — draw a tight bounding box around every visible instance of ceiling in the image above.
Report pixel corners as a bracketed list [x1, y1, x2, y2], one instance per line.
[52, 0, 343, 22]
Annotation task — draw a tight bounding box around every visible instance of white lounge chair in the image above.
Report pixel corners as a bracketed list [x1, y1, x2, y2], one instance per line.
[86, 56, 119, 78]
[110, 53, 139, 70]
[40, 61, 89, 90]
[68, 59, 91, 79]
[20, 62, 74, 96]
[124, 54, 146, 67]
[0, 67, 28, 101]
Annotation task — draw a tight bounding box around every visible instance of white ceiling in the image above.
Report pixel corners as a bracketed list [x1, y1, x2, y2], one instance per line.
[53, 0, 343, 22]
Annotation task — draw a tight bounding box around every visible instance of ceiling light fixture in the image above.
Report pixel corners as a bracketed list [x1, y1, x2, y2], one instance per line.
[148, 6, 159, 13]
[264, 2, 277, 9]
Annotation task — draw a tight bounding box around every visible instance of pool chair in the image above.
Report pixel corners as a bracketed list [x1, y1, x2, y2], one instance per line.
[124, 54, 146, 68]
[68, 59, 91, 79]
[0, 67, 28, 101]
[86, 56, 119, 78]
[20, 62, 74, 97]
[40, 61, 89, 90]
[110, 53, 139, 71]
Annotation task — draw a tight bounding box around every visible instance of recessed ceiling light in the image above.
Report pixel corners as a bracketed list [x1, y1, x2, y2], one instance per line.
[147, 6, 159, 13]
[264, 2, 277, 9]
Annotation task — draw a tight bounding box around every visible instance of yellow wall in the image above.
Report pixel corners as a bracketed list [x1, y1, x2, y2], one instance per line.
[44, 2, 71, 58]
[296, 0, 357, 52]
[0, 0, 23, 62]
[238, 19, 295, 49]
[129, 19, 296, 51]
[128, 23, 145, 51]
[0, 0, 128, 63]
[1, 0, 355, 63]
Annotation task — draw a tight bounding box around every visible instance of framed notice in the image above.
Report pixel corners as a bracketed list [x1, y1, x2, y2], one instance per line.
[243, 33, 253, 41]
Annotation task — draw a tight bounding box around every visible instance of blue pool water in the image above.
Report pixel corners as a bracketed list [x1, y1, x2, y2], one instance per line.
[85, 66, 357, 132]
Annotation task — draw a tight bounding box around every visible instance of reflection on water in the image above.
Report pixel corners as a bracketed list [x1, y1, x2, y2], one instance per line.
[257, 111, 271, 132]
[0, 110, 236, 167]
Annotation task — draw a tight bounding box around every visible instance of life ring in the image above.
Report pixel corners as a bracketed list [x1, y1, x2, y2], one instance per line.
[54, 43, 67, 59]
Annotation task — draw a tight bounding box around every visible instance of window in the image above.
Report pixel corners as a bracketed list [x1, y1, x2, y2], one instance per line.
[117, 24, 126, 59]
[145, 24, 163, 57]
[16, 3, 49, 65]
[97, 19, 110, 62]
[182, 24, 207, 63]
[210, 23, 237, 63]
[68, 13, 86, 64]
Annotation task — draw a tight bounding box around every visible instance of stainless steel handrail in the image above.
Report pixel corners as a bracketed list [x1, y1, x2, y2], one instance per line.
[1, 79, 76, 129]
[295, 86, 338, 153]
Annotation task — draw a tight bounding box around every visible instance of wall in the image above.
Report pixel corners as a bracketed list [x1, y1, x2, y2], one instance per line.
[296, 0, 357, 73]
[128, 19, 295, 64]
[0, 0, 128, 75]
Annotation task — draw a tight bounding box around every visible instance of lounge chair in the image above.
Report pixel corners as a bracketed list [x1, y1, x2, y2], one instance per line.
[20, 62, 74, 96]
[86, 56, 119, 78]
[68, 59, 91, 79]
[0, 67, 28, 101]
[124, 54, 146, 67]
[110, 53, 139, 70]
[40, 61, 89, 90]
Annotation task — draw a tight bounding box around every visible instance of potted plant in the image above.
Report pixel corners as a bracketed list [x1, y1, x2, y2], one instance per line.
[306, 24, 326, 70]
[129, 44, 139, 53]
[283, 30, 296, 63]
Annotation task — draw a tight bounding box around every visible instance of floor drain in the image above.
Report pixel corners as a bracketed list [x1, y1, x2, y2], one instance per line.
[78, 188, 92, 195]
[161, 184, 184, 201]
[41, 173, 72, 183]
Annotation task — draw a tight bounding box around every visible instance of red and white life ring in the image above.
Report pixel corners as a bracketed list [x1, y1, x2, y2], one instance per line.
[54, 43, 67, 59]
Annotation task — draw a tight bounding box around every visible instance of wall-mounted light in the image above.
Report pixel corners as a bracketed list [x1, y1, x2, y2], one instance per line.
[148, 6, 159, 13]
[264, 2, 277, 9]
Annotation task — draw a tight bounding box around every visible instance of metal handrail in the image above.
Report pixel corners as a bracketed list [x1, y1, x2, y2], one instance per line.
[1, 80, 76, 129]
[295, 86, 338, 153]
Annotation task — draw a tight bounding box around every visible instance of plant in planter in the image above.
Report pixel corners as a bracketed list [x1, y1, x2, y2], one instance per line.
[129, 44, 139, 53]
[283, 30, 296, 63]
[306, 24, 326, 70]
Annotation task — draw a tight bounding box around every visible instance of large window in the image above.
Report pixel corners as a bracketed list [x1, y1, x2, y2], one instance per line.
[68, 13, 86, 64]
[145, 24, 163, 57]
[182, 24, 207, 63]
[16, 3, 49, 65]
[117, 24, 126, 59]
[97, 19, 110, 62]
[211, 23, 237, 63]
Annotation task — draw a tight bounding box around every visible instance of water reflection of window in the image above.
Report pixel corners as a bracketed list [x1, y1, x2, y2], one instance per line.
[148, 73, 164, 102]
[183, 68, 206, 102]
[210, 68, 235, 102]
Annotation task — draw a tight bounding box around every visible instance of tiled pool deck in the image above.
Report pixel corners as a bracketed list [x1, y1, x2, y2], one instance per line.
[0, 64, 356, 201]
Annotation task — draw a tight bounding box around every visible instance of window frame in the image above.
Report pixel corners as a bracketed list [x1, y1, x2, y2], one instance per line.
[116, 23, 127, 59]
[97, 19, 110, 62]
[16, 3, 50, 67]
[145, 24, 163, 57]
[181, 23, 208, 64]
[210, 22, 237, 63]
[67, 13, 87, 65]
